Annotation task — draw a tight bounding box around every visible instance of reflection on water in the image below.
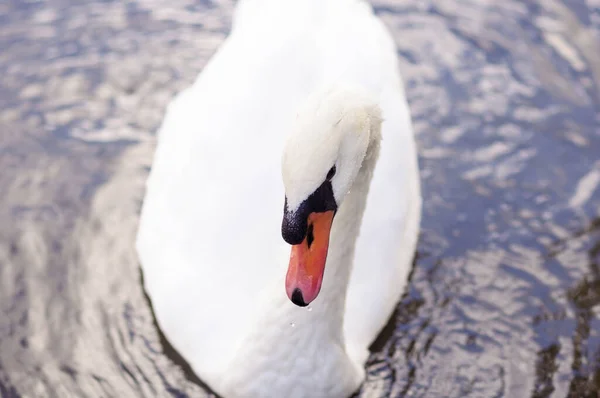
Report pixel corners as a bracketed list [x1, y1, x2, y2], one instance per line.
[1, 0, 600, 397]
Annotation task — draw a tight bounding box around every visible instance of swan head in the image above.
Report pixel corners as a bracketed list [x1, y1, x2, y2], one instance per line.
[280, 86, 382, 307]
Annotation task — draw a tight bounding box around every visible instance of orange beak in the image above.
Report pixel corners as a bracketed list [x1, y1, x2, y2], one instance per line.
[285, 210, 335, 306]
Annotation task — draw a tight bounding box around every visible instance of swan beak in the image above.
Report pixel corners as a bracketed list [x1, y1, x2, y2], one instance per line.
[285, 210, 335, 307]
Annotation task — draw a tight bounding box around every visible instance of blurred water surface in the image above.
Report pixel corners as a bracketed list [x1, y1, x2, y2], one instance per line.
[1, 0, 600, 397]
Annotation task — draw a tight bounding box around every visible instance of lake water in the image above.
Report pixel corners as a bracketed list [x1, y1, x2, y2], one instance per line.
[1, 0, 600, 397]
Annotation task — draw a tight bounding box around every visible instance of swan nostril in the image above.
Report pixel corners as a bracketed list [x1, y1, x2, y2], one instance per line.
[291, 288, 308, 307]
[306, 223, 314, 248]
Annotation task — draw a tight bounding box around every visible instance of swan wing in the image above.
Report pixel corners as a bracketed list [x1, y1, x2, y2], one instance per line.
[137, 25, 320, 379]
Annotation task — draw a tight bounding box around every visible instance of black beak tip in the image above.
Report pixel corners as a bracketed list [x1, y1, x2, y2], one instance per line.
[291, 288, 308, 307]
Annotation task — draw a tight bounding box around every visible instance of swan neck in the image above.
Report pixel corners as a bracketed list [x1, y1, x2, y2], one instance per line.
[313, 120, 381, 334]
[224, 112, 382, 390]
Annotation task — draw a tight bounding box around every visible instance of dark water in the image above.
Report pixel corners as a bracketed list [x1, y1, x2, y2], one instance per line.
[1, 0, 600, 397]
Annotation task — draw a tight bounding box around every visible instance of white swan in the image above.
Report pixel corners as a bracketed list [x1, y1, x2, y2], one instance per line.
[136, 0, 422, 397]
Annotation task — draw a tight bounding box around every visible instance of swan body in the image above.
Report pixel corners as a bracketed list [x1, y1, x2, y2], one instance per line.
[136, 0, 422, 397]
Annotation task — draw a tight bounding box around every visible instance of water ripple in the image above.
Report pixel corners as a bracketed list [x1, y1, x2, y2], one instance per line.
[1, 0, 599, 397]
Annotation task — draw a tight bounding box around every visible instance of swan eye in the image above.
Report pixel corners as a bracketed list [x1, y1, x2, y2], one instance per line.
[326, 165, 336, 181]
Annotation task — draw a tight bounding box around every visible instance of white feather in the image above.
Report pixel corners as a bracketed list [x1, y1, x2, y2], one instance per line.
[136, 0, 422, 397]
